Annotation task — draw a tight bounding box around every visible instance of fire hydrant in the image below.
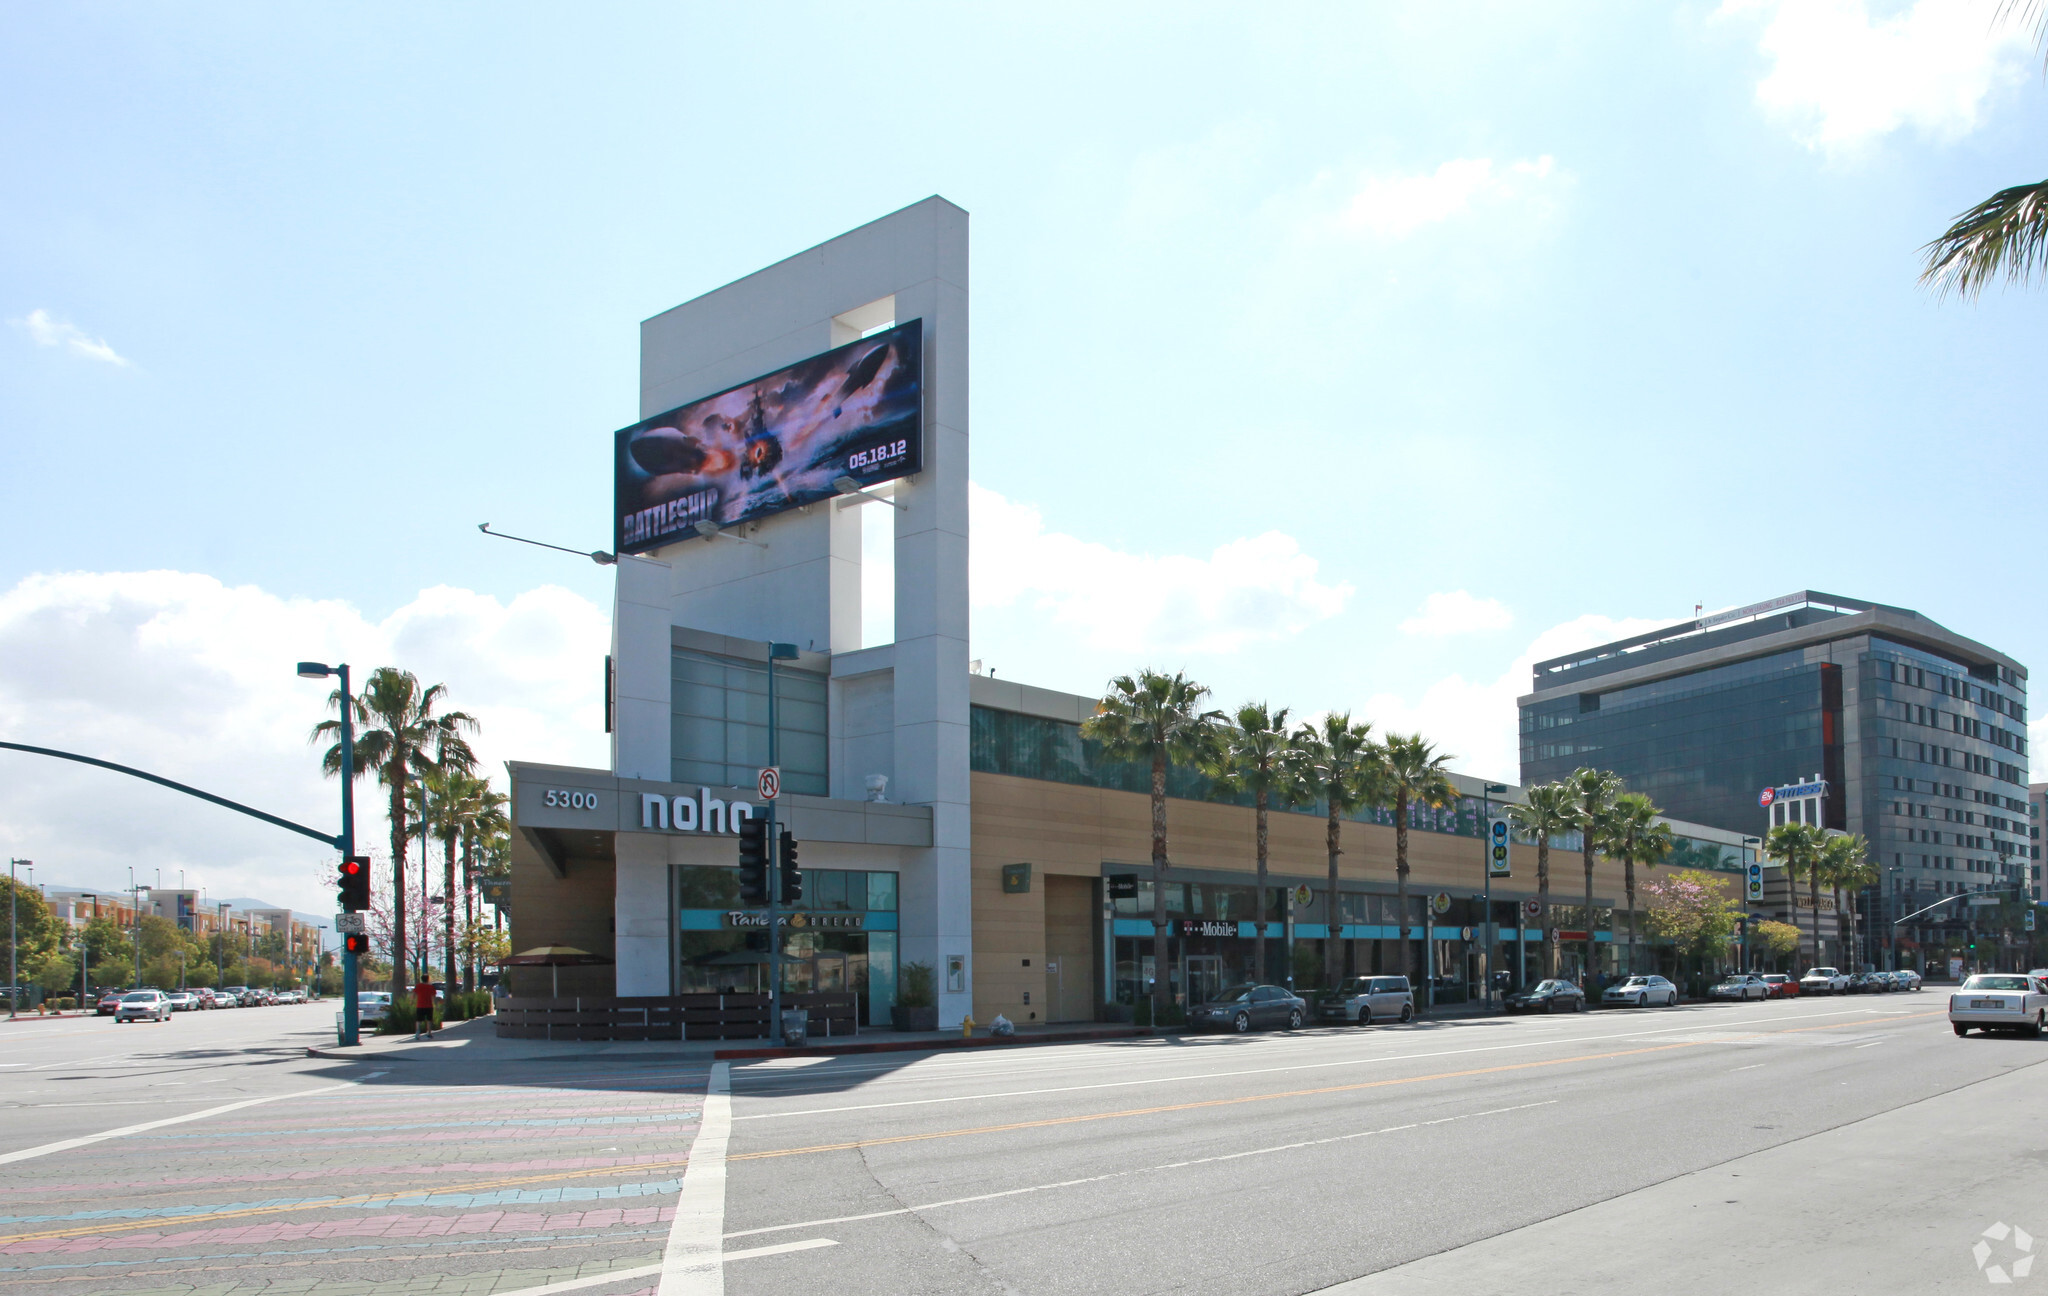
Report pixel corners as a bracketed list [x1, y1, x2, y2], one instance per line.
[962, 1013, 976, 1038]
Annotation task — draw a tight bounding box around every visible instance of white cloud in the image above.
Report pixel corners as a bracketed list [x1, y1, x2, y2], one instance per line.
[970, 483, 1353, 656]
[16, 308, 131, 366]
[1724, 0, 2031, 151]
[1358, 612, 1669, 783]
[1399, 590, 1514, 637]
[1335, 155, 1559, 238]
[0, 571, 608, 916]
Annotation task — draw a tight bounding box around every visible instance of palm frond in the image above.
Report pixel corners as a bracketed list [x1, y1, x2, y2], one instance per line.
[1921, 178, 2048, 299]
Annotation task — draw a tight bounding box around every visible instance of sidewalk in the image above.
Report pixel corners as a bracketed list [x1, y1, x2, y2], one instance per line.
[304, 1016, 1152, 1065]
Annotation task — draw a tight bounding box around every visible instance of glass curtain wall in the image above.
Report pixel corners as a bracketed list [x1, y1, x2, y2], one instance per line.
[672, 647, 828, 794]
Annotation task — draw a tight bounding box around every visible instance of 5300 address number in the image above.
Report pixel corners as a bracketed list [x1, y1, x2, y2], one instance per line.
[543, 789, 598, 810]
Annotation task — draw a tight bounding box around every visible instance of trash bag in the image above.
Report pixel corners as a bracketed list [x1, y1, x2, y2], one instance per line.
[990, 1013, 1015, 1038]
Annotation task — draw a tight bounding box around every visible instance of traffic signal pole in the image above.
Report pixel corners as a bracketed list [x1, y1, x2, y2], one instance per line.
[765, 647, 781, 1034]
[337, 664, 359, 1047]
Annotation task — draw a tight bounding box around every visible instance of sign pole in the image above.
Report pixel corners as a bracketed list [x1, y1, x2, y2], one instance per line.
[766, 652, 780, 1036]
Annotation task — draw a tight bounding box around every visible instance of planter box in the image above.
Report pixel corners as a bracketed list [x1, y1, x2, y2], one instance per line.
[892, 1005, 938, 1032]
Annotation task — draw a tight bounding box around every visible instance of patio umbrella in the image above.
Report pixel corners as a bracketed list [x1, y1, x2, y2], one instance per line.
[498, 945, 613, 998]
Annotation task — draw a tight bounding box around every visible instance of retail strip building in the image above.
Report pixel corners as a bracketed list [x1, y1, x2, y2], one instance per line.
[505, 199, 1751, 1026]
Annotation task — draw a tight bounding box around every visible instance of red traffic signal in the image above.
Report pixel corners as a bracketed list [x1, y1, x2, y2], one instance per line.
[337, 856, 371, 911]
[343, 932, 370, 955]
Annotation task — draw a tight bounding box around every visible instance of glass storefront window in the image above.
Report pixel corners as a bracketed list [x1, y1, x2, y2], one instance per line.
[866, 871, 898, 912]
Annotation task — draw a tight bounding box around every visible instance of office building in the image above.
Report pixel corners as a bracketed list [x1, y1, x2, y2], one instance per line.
[1520, 592, 2031, 965]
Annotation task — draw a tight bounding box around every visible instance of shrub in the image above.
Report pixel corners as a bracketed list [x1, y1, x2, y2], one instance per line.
[1134, 998, 1187, 1028]
[898, 962, 936, 1008]
[378, 998, 446, 1034]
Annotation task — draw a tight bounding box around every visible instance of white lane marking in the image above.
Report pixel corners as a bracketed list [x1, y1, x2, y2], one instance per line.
[1855, 1040, 1886, 1048]
[658, 1060, 731, 1296]
[725, 1100, 1557, 1241]
[456, 1239, 834, 1296]
[732, 1008, 1895, 1122]
[0, 1071, 388, 1166]
[1730, 1064, 1765, 1071]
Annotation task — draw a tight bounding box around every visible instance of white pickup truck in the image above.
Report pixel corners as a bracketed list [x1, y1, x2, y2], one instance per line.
[1799, 967, 1851, 995]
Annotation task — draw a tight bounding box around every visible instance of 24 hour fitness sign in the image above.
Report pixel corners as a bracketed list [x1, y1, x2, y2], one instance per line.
[615, 320, 924, 554]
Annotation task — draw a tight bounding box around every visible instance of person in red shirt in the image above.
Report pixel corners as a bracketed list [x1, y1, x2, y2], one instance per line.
[413, 978, 436, 1040]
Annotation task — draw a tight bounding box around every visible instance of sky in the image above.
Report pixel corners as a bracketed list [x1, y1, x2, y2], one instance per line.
[3, 1, 2044, 916]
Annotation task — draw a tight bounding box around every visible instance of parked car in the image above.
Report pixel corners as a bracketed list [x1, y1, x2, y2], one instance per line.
[1603, 975, 1680, 1008]
[1800, 967, 1851, 995]
[96, 989, 126, 1015]
[115, 990, 172, 1023]
[1892, 969, 1923, 992]
[1846, 972, 1888, 994]
[357, 991, 393, 1024]
[1949, 973, 2048, 1037]
[1708, 974, 1769, 1001]
[1189, 984, 1307, 1033]
[1317, 975, 1415, 1025]
[1759, 974, 1799, 999]
[1504, 979, 1587, 1014]
[221, 985, 253, 1006]
[165, 990, 199, 1012]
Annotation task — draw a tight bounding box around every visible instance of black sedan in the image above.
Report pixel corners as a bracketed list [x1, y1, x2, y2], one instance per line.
[1189, 984, 1306, 1033]
[1503, 979, 1587, 1014]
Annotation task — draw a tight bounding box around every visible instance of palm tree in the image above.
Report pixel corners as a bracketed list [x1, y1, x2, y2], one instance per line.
[1081, 670, 1222, 1020]
[1374, 733, 1459, 987]
[1765, 822, 1827, 968]
[1563, 768, 1623, 988]
[1209, 702, 1300, 984]
[1921, 3, 2048, 298]
[1602, 792, 1673, 976]
[406, 765, 486, 993]
[458, 778, 509, 990]
[1821, 833, 1876, 971]
[314, 668, 476, 993]
[1289, 714, 1378, 990]
[1508, 783, 1576, 980]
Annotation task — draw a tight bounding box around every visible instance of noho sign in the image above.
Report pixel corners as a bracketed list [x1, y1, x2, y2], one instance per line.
[638, 788, 760, 835]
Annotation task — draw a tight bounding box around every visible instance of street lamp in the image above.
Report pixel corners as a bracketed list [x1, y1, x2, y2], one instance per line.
[297, 660, 359, 1046]
[78, 893, 95, 1012]
[8, 858, 31, 1018]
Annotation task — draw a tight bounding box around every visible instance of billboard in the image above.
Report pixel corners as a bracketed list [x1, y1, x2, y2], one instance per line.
[615, 318, 923, 554]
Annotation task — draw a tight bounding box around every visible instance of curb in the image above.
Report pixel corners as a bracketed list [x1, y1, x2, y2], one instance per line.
[712, 1026, 1150, 1060]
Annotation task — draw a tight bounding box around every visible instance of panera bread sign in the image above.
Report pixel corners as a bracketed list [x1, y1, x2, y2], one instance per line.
[724, 912, 864, 930]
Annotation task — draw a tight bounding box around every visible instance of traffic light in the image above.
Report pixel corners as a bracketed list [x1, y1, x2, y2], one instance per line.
[737, 815, 769, 905]
[337, 856, 371, 911]
[779, 830, 802, 904]
[343, 932, 370, 955]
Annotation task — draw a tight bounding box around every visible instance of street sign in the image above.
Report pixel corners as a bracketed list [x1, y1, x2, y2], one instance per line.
[333, 912, 365, 933]
[1523, 899, 1540, 918]
[1969, 895, 2000, 907]
[757, 766, 781, 800]
[1488, 818, 1511, 877]
[1746, 862, 1765, 903]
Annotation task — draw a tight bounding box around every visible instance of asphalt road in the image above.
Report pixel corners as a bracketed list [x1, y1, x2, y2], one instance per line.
[1, 992, 2042, 1296]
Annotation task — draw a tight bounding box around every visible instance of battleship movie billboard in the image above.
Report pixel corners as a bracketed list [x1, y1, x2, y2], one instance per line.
[614, 318, 923, 554]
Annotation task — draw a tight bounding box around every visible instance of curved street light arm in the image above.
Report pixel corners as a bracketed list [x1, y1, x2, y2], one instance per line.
[0, 740, 340, 849]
